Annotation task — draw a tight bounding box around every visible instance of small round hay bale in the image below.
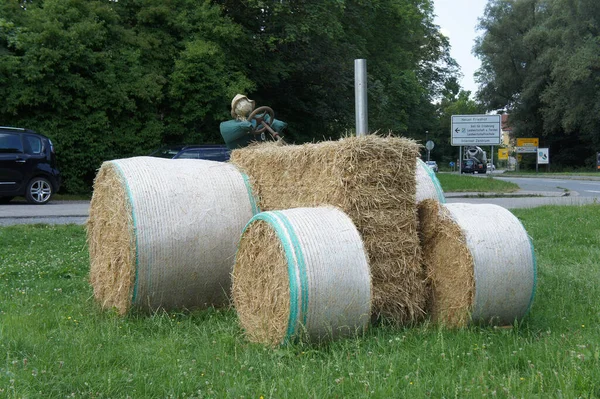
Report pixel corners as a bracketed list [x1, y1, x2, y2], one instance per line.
[233, 207, 372, 346]
[418, 200, 536, 327]
[87, 157, 259, 314]
[416, 158, 445, 204]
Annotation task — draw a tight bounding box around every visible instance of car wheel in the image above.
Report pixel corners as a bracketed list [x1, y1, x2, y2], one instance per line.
[25, 177, 53, 204]
[0, 196, 14, 204]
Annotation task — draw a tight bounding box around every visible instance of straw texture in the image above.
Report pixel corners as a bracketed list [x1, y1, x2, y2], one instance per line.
[415, 158, 445, 204]
[230, 135, 425, 324]
[87, 156, 258, 314]
[418, 200, 536, 327]
[233, 207, 372, 346]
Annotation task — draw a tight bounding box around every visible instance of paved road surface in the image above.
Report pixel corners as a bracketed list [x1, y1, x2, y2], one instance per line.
[446, 195, 598, 209]
[1, 175, 598, 225]
[494, 176, 600, 197]
[0, 200, 89, 226]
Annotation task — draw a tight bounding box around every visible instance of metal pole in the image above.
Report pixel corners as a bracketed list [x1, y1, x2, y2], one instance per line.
[459, 146, 462, 174]
[426, 131, 429, 161]
[354, 59, 368, 136]
[491, 145, 494, 172]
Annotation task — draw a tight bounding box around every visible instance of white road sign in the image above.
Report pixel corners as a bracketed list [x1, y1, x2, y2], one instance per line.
[537, 148, 549, 164]
[451, 114, 501, 146]
[516, 146, 537, 153]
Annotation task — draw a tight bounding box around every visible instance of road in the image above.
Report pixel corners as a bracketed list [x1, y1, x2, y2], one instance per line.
[494, 175, 600, 197]
[445, 173, 600, 209]
[445, 194, 599, 209]
[0, 200, 89, 226]
[0, 174, 598, 225]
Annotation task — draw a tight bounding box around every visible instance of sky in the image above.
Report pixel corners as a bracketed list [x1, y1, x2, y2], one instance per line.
[433, 0, 488, 95]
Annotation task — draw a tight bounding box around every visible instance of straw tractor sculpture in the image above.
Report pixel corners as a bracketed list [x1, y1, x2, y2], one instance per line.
[87, 94, 537, 347]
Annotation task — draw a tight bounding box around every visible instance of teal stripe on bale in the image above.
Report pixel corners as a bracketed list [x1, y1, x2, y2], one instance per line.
[113, 162, 141, 304]
[416, 158, 446, 204]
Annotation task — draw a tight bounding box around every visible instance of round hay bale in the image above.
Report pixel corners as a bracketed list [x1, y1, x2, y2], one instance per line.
[416, 158, 445, 204]
[232, 207, 372, 346]
[418, 200, 536, 327]
[87, 156, 259, 314]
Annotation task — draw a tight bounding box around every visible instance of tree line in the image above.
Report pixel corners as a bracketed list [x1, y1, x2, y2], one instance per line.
[0, 0, 457, 193]
[475, 0, 600, 168]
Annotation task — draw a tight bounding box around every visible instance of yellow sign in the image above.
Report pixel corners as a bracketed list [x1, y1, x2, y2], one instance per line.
[516, 138, 539, 147]
[498, 148, 509, 160]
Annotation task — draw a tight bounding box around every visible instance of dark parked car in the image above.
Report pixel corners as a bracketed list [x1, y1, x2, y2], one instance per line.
[149, 145, 231, 162]
[0, 127, 61, 204]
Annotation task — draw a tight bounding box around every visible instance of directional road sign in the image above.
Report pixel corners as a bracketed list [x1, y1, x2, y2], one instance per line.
[516, 146, 537, 153]
[516, 138, 539, 147]
[451, 114, 501, 146]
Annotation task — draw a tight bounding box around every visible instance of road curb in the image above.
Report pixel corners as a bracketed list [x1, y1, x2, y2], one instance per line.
[444, 190, 575, 198]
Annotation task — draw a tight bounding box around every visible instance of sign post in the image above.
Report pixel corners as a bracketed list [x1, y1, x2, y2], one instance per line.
[537, 148, 549, 173]
[425, 140, 434, 162]
[516, 138, 539, 171]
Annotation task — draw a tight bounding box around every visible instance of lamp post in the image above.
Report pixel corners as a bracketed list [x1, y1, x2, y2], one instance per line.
[425, 131, 430, 162]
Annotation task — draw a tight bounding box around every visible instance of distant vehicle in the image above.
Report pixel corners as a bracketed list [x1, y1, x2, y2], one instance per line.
[462, 146, 487, 174]
[149, 145, 231, 162]
[425, 160, 439, 173]
[0, 126, 61, 204]
[486, 163, 496, 172]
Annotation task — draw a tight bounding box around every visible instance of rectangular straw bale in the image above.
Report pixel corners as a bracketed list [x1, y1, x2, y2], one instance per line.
[230, 135, 425, 324]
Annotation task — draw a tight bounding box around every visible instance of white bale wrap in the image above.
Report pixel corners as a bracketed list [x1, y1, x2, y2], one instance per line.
[416, 158, 445, 204]
[444, 203, 536, 325]
[233, 207, 372, 345]
[88, 156, 259, 313]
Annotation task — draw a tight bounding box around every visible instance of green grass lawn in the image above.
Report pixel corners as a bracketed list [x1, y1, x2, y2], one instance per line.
[1, 205, 599, 397]
[436, 173, 520, 193]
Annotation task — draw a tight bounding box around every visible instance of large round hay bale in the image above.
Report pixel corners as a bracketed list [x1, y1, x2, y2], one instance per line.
[416, 158, 445, 204]
[418, 200, 536, 327]
[87, 157, 259, 314]
[233, 207, 372, 346]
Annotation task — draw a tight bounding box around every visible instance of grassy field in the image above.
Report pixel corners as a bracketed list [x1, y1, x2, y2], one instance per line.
[1, 205, 599, 397]
[436, 173, 519, 193]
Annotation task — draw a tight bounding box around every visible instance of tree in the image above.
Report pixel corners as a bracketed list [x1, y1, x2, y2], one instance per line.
[215, 0, 458, 141]
[0, 0, 458, 192]
[474, 0, 600, 168]
[0, 0, 253, 192]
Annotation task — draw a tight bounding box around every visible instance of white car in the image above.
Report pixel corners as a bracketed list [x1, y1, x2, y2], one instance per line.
[486, 163, 496, 172]
[425, 160, 439, 173]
